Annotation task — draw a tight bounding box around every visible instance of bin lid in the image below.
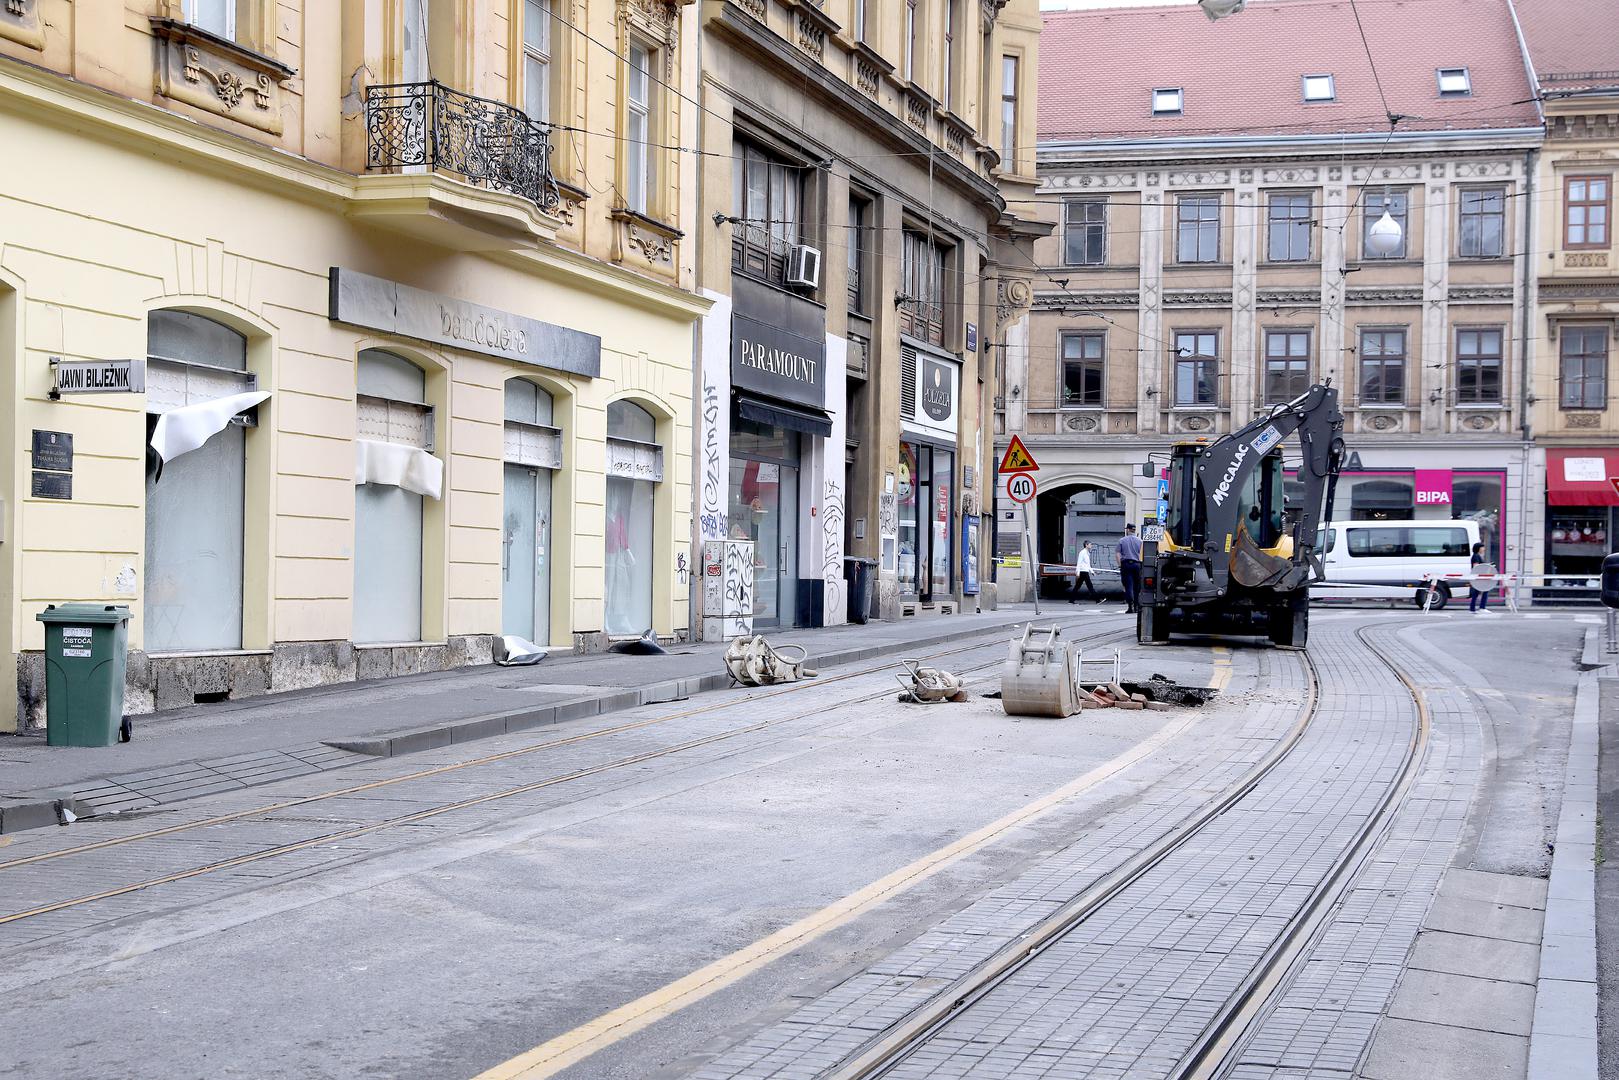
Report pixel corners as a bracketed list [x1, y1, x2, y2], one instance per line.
[37, 603, 131, 625]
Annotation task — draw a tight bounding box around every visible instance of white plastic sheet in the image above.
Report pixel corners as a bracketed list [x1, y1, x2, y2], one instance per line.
[354, 437, 444, 500]
[149, 390, 270, 465]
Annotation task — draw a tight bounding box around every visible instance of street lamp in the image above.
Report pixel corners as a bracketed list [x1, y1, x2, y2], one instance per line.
[1366, 210, 1405, 257]
[1198, 0, 1247, 20]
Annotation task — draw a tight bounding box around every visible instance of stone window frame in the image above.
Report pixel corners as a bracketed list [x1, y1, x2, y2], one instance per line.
[1457, 185, 1507, 259]
[1356, 326, 1409, 407]
[1265, 190, 1315, 263]
[1171, 329, 1221, 408]
[1263, 327, 1313, 405]
[1063, 198, 1107, 267]
[1059, 329, 1107, 410]
[1564, 174, 1612, 251]
[1175, 193, 1221, 264]
[1454, 325, 1505, 405]
[1560, 324, 1611, 412]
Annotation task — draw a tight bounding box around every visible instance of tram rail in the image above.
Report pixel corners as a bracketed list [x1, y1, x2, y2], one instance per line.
[0, 618, 1135, 933]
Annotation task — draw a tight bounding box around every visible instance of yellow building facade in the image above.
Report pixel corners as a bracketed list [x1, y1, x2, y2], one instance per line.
[0, 0, 707, 730]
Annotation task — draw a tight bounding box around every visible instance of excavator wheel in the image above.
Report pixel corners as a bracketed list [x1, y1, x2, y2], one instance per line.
[1138, 604, 1172, 644]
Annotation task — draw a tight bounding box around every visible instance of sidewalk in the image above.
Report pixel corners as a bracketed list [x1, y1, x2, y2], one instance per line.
[0, 603, 1091, 831]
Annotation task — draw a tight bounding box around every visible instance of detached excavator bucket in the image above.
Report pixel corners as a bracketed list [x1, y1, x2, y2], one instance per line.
[1229, 526, 1294, 589]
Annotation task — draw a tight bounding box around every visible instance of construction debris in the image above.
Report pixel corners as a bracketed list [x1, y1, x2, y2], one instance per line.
[724, 635, 818, 687]
[896, 658, 969, 703]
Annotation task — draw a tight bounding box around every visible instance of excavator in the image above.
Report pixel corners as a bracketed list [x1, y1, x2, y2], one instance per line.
[1137, 383, 1346, 649]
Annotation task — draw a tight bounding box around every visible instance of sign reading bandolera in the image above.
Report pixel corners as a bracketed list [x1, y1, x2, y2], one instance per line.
[51, 358, 146, 396]
[731, 313, 825, 408]
[328, 267, 602, 378]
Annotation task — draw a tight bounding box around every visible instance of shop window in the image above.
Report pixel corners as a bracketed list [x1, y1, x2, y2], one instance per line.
[1458, 188, 1505, 258]
[1358, 329, 1406, 405]
[145, 310, 255, 653]
[1455, 328, 1503, 404]
[1176, 195, 1220, 263]
[1173, 331, 1218, 407]
[1348, 478, 1414, 520]
[1263, 329, 1311, 405]
[1560, 326, 1609, 410]
[503, 379, 558, 645]
[1565, 175, 1610, 250]
[733, 140, 801, 285]
[605, 401, 660, 636]
[1266, 192, 1313, 262]
[1363, 190, 1408, 259]
[353, 350, 433, 645]
[730, 419, 801, 628]
[1064, 199, 1106, 266]
[900, 230, 947, 347]
[1061, 332, 1105, 408]
[896, 441, 953, 601]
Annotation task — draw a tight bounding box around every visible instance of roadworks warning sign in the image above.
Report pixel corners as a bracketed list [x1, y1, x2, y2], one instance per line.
[999, 435, 1039, 473]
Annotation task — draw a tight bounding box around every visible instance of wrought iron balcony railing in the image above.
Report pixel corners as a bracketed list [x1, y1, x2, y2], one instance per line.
[364, 80, 561, 213]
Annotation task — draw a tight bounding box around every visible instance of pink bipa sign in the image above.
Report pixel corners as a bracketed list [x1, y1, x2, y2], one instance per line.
[1414, 469, 1453, 507]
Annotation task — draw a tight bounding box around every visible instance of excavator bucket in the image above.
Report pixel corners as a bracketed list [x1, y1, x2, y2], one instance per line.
[1001, 624, 1083, 718]
[1229, 526, 1294, 589]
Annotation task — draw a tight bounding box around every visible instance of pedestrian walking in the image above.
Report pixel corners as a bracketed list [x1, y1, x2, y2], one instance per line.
[1468, 543, 1495, 614]
[1069, 540, 1101, 603]
[1118, 523, 1144, 613]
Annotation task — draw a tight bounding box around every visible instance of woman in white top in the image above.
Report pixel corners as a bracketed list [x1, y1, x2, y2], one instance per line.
[1069, 540, 1101, 602]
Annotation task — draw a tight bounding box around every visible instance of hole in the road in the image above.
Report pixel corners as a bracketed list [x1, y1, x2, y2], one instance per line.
[193, 691, 229, 704]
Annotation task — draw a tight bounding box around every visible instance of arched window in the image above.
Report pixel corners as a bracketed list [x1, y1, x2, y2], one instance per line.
[604, 400, 661, 636]
[503, 379, 559, 644]
[144, 310, 256, 653]
[353, 350, 434, 644]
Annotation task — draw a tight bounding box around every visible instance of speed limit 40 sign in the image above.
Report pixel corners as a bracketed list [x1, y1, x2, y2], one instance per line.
[1005, 472, 1037, 503]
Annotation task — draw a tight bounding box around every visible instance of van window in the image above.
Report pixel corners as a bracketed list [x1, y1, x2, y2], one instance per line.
[1346, 526, 1470, 558]
[1314, 528, 1337, 553]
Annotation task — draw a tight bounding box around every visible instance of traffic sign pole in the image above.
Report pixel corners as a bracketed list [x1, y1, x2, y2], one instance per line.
[1003, 471, 1040, 613]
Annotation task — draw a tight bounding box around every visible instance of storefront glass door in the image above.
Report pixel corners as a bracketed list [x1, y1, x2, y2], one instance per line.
[729, 420, 800, 628]
[502, 464, 551, 645]
[898, 442, 953, 603]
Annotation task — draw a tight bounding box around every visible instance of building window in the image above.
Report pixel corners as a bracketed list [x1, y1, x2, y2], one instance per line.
[1561, 326, 1609, 410]
[1363, 190, 1409, 259]
[1001, 56, 1019, 167]
[185, 0, 236, 39]
[1264, 329, 1311, 404]
[1458, 188, 1505, 257]
[1176, 195, 1220, 263]
[904, 0, 918, 82]
[625, 43, 655, 215]
[900, 231, 946, 347]
[1152, 87, 1182, 115]
[1437, 67, 1471, 95]
[855, 0, 871, 43]
[733, 140, 801, 284]
[1455, 327, 1503, 404]
[1063, 199, 1106, 266]
[848, 196, 870, 315]
[1302, 74, 1336, 102]
[1173, 332, 1218, 407]
[1266, 192, 1313, 262]
[1062, 332, 1105, 408]
[523, 0, 552, 124]
[1358, 329, 1406, 405]
[1566, 175, 1611, 249]
[944, 0, 959, 112]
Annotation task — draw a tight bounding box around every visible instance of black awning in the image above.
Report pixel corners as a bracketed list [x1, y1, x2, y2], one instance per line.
[735, 393, 833, 438]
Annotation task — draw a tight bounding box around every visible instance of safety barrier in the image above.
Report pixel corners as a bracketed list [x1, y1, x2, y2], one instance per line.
[1418, 571, 1599, 615]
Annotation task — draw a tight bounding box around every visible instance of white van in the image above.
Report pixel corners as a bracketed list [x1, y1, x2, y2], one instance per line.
[1314, 519, 1482, 609]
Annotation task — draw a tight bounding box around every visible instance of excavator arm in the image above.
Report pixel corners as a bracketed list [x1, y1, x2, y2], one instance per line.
[1181, 384, 1346, 594]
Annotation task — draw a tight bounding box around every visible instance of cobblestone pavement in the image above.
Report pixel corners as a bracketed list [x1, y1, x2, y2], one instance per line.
[686, 621, 1444, 1080]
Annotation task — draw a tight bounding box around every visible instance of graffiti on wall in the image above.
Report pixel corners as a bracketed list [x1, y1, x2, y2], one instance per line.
[822, 480, 845, 617]
[699, 378, 726, 541]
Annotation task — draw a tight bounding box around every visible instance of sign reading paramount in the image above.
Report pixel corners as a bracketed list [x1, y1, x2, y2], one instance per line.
[731, 313, 825, 409]
[329, 268, 601, 378]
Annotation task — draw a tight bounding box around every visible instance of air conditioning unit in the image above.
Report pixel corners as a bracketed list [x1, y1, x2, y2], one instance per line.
[786, 244, 822, 289]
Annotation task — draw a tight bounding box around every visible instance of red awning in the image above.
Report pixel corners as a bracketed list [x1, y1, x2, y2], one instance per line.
[1547, 449, 1619, 506]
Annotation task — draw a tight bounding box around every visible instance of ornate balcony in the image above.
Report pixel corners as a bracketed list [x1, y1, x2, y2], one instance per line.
[353, 81, 562, 250]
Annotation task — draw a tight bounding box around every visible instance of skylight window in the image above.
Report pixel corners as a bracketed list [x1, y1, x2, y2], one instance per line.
[1437, 67, 1471, 95]
[1302, 74, 1336, 102]
[1152, 88, 1183, 115]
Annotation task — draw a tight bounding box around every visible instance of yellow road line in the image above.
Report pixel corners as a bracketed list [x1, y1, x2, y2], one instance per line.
[472, 712, 1199, 1080]
[1211, 647, 1234, 692]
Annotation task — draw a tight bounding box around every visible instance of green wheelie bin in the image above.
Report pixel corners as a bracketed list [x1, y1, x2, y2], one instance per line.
[36, 603, 131, 747]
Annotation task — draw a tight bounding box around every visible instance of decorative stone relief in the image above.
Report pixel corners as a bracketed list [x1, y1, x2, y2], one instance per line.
[1567, 252, 1611, 268]
[1447, 285, 1513, 303]
[996, 278, 1033, 327]
[1145, 172, 1162, 187]
[0, 0, 43, 50]
[1045, 172, 1139, 190]
[1261, 166, 1319, 183]
[1566, 411, 1602, 428]
[737, 0, 767, 19]
[1459, 413, 1501, 432]
[1363, 413, 1400, 432]
[1239, 169, 1254, 183]
[1353, 164, 1421, 182]
[1168, 169, 1231, 186]
[945, 123, 965, 156]
[1065, 414, 1100, 432]
[1454, 161, 1512, 178]
[1034, 290, 1137, 309]
[150, 18, 295, 135]
[1328, 166, 1343, 181]
[1430, 163, 1447, 177]
[1236, 281, 1254, 313]
[1176, 413, 1213, 433]
[904, 92, 929, 132]
[612, 208, 680, 268]
[1110, 412, 1137, 434]
[1256, 289, 1321, 305]
[1346, 287, 1423, 304]
[1164, 290, 1234, 307]
[621, 0, 680, 78]
[795, 12, 825, 61]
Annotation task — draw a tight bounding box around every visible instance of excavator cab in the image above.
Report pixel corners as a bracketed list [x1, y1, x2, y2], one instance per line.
[1163, 444, 1286, 553]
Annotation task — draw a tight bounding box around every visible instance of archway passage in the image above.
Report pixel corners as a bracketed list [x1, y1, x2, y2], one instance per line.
[1035, 482, 1127, 599]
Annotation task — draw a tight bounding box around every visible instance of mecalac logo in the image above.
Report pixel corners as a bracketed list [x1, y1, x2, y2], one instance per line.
[1210, 443, 1250, 507]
